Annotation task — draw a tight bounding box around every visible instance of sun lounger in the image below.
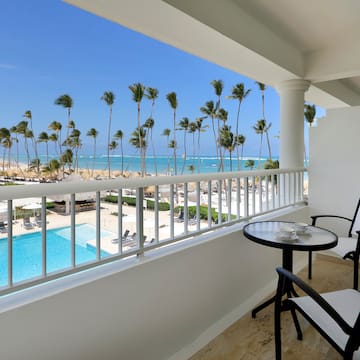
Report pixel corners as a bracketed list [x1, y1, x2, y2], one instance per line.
[111, 229, 130, 244]
[23, 217, 34, 229]
[0, 221, 7, 233]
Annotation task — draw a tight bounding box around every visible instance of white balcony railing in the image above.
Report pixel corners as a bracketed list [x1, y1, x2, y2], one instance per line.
[0, 168, 306, 296]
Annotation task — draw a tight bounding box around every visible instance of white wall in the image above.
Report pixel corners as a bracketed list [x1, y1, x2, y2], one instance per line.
[0, 207, 309, 360]
[309, 106, 360, 235]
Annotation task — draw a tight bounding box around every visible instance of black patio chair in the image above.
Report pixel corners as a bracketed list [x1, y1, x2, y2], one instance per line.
[308, 198, 360, 289]
[275, 267, 360, 360]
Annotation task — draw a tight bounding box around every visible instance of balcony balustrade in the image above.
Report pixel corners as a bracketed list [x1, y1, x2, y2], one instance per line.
[0, 167, 306, 296]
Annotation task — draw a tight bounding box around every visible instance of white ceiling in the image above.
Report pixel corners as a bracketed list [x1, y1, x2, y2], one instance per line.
[65, 0, 360, 108]
[234, 0, 360, 54]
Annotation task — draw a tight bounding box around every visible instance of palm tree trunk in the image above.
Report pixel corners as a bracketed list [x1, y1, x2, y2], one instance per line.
[92, 139, 96, 177]
[121, 141, 124, 175]
[265, 131, 272, 161]
[235, 102, 241, 171]
[151, 130, 157, 176]
[173, 111, 177, 176]
[181, 132, 187, 175]
[258, 135, 263, 169]
[107, 106, 112, 179]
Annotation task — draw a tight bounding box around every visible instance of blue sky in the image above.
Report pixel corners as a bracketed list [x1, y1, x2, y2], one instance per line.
[0, 0, 320, 158]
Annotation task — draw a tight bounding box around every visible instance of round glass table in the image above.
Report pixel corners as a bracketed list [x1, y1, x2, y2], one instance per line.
[243, 221, 338, 318]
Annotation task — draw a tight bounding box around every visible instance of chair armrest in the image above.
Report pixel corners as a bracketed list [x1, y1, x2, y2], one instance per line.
[276, 267, 353, 335]
[310, 214, 352, 226]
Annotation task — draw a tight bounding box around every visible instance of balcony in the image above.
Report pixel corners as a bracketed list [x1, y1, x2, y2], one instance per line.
[0, 167, 312, 360]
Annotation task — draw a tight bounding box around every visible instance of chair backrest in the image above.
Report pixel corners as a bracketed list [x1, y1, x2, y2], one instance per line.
[349, 198, 360, 237]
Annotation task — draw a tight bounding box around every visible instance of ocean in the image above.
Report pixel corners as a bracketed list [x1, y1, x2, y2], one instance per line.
[15, 154, 277, 175]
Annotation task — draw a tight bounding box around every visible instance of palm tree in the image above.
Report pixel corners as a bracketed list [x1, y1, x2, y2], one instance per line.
[10, 126, 19, 168]
[245, 159, 255, 170]
[42, 159, 61, 180]
[255, 82, 272, 161]
[49, 133, 59, 155]
[48, 121, 62, 156]
[129, 83, 146, 175]
[23, 110, 39, 173]
[178, 117, 190, 174]
[108, 140, 118, 175]
[253, 119, 266, 168]
[143, 118, 157, 175]
[86, 128, 98, 177]
[37, 131, 50, 163]
[235, 134, 246, 169]
[211, 79, 224, 110]
[162, 128, 171, 174]
[145, 87, 159, 118]
[200, 100, 218, 168]
[16, 121, 30, 166]
[219, 125, 235, 171]
[195, 117, 208, 173]
[60, 149, 73, 173]
[188, 164, 195, 174]
[67, 129, 81, 173]
[129, 127, 146, 173]
[216, 108, 228, 171]
[113, 130, 124, 175]
[0, 128, 11, 170]
[227, 83, 251, 170]
[54, 94, 73, 141]
[166, 92, 178, 175]
[188, 121, 197, 170]
[101, 91, 115, 178]
[304, 104, 316, 126]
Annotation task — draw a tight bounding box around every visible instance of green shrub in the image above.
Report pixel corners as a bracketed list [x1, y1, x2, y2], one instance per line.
[104, 194, 170, 211]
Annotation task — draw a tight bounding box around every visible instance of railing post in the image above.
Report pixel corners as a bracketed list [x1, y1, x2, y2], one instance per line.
[136, 187, 145, 257]
[96, 191, 101, 260]
[7, 200, 13, 287]
[118, 189, 123, 253]
[71, 194, 76, 267]
[41, 196, 47, 276]
[154, 185, 159, 242]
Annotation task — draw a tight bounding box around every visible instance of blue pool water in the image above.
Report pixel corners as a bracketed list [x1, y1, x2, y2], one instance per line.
[0, 224, 113, 287]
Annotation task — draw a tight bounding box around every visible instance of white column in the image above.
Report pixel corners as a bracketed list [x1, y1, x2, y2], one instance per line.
[277, 79, 310, 168]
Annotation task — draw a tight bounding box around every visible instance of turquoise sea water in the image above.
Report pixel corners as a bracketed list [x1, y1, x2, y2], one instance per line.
[17, 153, 280, 175]
[0, 224, 111, 287]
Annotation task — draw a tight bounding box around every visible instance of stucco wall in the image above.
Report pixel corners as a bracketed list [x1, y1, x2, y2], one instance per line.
[309, 106, 360, 236]
[0, 207, 309, 360]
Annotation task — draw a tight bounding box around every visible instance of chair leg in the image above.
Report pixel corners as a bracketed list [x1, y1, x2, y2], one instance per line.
[290, 308, 303, 340]
[308, 251, 312, 279]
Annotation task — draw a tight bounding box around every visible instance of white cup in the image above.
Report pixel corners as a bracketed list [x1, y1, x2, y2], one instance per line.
[280, 225, 296, 238]
[294, 222, 308, 232]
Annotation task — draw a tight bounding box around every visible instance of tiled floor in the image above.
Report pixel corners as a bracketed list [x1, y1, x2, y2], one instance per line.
[190, 255, 354, 359]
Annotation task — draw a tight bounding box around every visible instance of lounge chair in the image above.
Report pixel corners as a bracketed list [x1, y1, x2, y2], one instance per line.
[175, 210, 184, 223]
[275, 267, 360, 359]
[0, 221, 7, 233]
[111, 229, 130, 244]
[33, 214, 42, 227]
[23, 217, 34, 229]
[308, 197, 360, 289]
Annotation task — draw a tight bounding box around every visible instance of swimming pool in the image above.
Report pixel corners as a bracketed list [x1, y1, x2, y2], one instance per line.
[0, 224, 113, 287]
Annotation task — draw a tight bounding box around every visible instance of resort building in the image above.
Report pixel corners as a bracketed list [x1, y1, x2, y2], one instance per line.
[0, 1, 359, 359]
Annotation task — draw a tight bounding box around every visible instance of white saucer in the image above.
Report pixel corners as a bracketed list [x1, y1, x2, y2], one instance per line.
[296, 228, 312, 236]
[276, 233, 298, 241]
